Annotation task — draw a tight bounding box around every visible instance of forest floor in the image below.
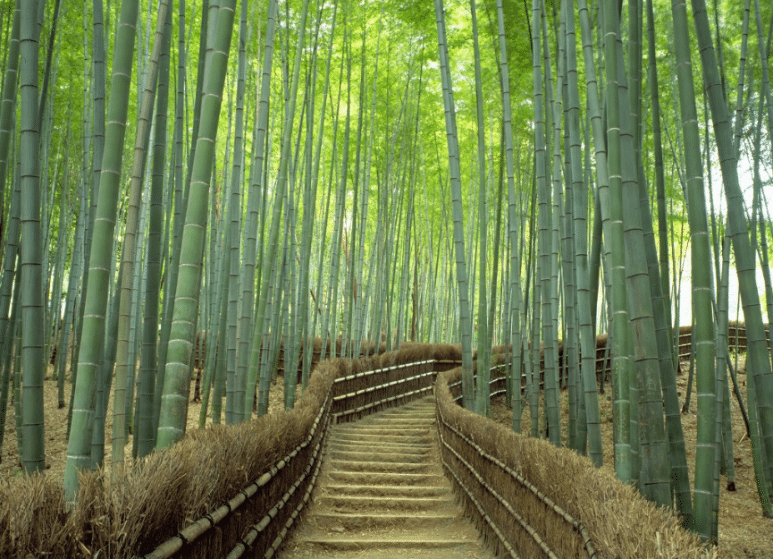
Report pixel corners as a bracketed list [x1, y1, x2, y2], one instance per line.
[0, 364, 292, 482]
[1, 358, 772, 557]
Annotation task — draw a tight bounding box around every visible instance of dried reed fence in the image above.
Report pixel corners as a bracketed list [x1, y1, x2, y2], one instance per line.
[435, 353, 717, 559]
[0, 345, 437, 559]
[1, 333, 731, 558]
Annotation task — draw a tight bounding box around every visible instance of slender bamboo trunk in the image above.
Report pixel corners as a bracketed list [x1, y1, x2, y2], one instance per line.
[19, 0, 46, 475]
[136, 2, 171, 458]
[113, 0, 170, 469]
[156, 0, 237, 449]
[434, 0, 474, 409]
[226, 2, 246, 422]
[671, 0, 718, 534]
[0, 0, 20, 250]
[691, 0, 773, 515]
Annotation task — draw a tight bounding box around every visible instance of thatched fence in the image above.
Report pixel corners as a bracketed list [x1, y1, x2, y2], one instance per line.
[0, 346, 436, 558]
[434, 349, 714, 559]
[1, 337, 722, 558]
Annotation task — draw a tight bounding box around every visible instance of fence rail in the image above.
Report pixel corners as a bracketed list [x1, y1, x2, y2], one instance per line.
[332, 359, 435, 422]
[142, 352, 437, 559]
[139, 335, 718, 559]
[144, 381, 334, 559]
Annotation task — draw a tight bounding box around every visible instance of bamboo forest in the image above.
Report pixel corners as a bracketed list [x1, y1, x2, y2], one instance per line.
[0, 0, 772, 555]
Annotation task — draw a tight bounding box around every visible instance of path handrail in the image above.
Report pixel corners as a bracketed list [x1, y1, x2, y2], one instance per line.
[1, 340, 716, 558]
[143, 348, 439, 559]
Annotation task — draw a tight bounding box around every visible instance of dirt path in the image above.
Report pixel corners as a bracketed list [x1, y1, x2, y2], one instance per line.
[278, 396, 496, 559]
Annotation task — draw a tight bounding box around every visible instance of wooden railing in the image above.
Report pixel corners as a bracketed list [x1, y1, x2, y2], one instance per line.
[143, 349, 438, 559]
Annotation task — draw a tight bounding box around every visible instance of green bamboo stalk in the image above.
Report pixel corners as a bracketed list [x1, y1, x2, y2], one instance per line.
[64, 0, 138, 501]
[0, 0, 19, 253]
[249, 0, 310, 419]
[125, 178, 147, 439]
[352, 13, 381, 359]
[199, 200, 227, 426]
[640, 0, 693, 524]
[469, 0, 490, 417]
[296, 12, 318, 378]
[563, 0, 602, 465]
[91, 260, 122, 469]
[19, 0, 46, 475]
[341, 27, 367, 359]
[320, 26, 349, 363]
[605, 8, 671, 508]
[554, 3, 580, 446]
[530, 248, 541, 437]
[282, 113, 302, 409]
[691, 0, 773, 516]
[227, 1, 247, 423]
[0, 146, 20, 405]
[241, 0, 277, 420]
[434, 0, 474, 409]
[66, 6, 91, 436]
[156, 0, 237, 448]
[671, 0, 718, 535]
[215, 227, 231, 421]
[542, 8, 561, 408]
[601, 0, 634, 484]
[13, 324, 22, 458]
[112, 0, 170, 469]
[532, 0, 560, 445]
[71, 0, 107, 414]
[717, 234, 736, 489]
[0, 176, 20, 464]
[301, 0, 337, 386]
[494, 0, 523, 433]
[155, 0, 206, 431]
[316, 56, 344, 364]
[732, 0, 752, 159]
[752, 0, 773, 152]
[50, 141, 71, 409]
[135, 1, 171, 458]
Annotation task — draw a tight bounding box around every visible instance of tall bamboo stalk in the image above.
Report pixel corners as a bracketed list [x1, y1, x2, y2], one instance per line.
[156, 0, 237, 449]
[691, 0, 773, 515]
[113, 0, 170, 468]
[0, 0, 19, 235]
[433, 0, 474, 409]
[671, 0, 718, 537]
[19, 0, 46, 476]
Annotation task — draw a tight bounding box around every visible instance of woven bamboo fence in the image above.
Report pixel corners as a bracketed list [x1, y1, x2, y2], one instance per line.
[435, 358, 715, 559]
[1, 334, 731, 558]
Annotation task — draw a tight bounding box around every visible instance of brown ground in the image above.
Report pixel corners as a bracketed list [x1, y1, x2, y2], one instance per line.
[0, 365, 292, 482]
[490, 358, 773, 558]
[2, 360, 772, 557]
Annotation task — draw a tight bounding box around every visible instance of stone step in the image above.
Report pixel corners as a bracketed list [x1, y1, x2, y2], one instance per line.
[322, 483, 450, 498]
[312, 511, 458, 530]
[326, 449, 431, 463]
[327, 459, 434, 474]
[275, 396, 495, 559]
[317, 494, 454, 511]
[277, 545, 493, 559]
[355, 416, 433, 426]
[329, 431, 431, 444]
[299, 526, 480, 551]
[326, 440, 430, 454]
[371, 407, 435, 418]
[334, 425, 431, 436]
[325, 470, 445, 486]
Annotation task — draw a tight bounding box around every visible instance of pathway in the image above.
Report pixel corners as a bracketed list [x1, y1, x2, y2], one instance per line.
[277, 396, 496, 559]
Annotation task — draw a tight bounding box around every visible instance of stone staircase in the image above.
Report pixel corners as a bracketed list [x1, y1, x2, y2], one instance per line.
[277, 396, 495, 559]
